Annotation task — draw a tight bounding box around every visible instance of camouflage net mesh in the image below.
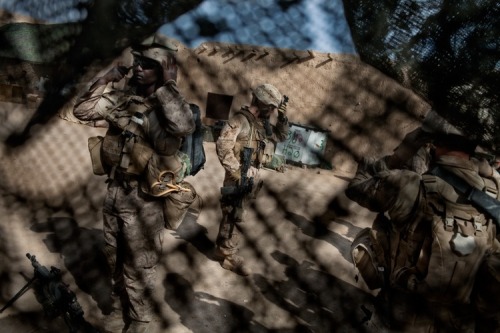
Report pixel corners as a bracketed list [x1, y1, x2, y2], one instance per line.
[342, 0, 500, 151]
[0, 0, 498, 332]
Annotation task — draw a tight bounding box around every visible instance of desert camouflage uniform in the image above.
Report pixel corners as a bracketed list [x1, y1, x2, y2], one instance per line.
[347, 155, 500, 332]
[215, 106, 289, 259]
[73, 79, 194, 324]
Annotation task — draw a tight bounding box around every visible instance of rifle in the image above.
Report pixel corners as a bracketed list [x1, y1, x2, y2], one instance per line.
[430, 167, 500, 230]
[281, 95, 289, 109]
[0, 253, 100, 333]
[220, 147, 255, 220]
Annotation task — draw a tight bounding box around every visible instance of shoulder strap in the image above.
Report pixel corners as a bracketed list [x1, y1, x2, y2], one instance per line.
[429, 166, 500, 228]
[235, 109, 256, 146]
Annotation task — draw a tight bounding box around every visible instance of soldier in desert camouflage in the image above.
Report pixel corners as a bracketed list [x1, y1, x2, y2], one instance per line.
[73, 33, 196, 333]
[214, 84, 289, 276]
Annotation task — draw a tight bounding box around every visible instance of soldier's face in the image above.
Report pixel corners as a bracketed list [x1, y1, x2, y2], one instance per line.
[258, 104, 276, 118]
[132, 56, 161, 86]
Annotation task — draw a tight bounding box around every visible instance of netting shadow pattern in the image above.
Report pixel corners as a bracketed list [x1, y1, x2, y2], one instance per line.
[0, 1, 497, 332]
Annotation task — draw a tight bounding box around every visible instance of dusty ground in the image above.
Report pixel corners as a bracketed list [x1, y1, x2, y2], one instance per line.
[0, 106, 385, 333]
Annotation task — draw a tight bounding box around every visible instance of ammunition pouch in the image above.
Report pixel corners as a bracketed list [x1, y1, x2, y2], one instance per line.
[125, 139, 154, 175]
[258, 140, 275, 167]
[420, 174, 495, 303]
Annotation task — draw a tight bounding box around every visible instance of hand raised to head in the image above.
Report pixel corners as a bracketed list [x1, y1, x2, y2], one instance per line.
[162, 56, 178, 83]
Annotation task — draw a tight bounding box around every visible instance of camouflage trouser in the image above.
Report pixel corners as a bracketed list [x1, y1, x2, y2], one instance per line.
[215, 174, 253, 257]
[215, 199, 246, 257]
[102, 178, 165, 322]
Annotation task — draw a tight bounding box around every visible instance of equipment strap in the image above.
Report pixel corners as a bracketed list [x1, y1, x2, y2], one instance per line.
[429, 166, 500, 228]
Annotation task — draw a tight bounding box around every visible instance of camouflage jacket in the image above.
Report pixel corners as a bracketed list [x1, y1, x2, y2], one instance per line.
[347, 154, 500, 303]
[216, 106, 289, 175]
[73, 81, 194, 177]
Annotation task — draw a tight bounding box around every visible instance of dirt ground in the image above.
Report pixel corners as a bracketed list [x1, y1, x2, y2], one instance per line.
[0, 107, 385, 333]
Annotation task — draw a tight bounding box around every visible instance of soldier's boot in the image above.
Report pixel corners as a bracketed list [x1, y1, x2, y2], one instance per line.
[100, 292, 125, 333]
[126, 319, 151, 333]
[214, 249, 251, 276]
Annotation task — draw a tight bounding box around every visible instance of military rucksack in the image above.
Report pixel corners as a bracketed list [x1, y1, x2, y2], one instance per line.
[180, 103, 206, 176]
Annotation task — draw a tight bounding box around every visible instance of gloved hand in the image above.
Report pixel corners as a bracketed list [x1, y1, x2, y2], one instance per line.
[230, 169, 241, 182]
[161, 56, 178, 83]
[247, 166, 258, 179]
[278, 95, 289, 115]
[277, 95, 289, 125]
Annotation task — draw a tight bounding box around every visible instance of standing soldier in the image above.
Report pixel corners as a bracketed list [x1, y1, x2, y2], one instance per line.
[215, 84, 289, 276]
[346, 110, 500, 331]
[73, 34, 196, 333]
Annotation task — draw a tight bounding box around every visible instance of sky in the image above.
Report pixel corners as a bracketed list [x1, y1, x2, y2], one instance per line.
[0, 0, 357, 54]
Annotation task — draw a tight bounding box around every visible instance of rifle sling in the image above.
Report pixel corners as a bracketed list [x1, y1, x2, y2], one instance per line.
[429, 166, 500, 228]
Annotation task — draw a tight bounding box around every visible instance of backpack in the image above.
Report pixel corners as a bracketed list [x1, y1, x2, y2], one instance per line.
[180, 103, 206, 176]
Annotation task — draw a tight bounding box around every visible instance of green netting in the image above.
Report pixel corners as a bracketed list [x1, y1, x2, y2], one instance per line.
[342, 0, 500, 152]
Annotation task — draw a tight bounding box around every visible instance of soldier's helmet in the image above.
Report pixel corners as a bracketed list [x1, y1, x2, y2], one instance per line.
[131, 33, 178, 66]
[252, 84, 282, 108]
[421, 110, 465, 137]
[422, 110, 476, 152]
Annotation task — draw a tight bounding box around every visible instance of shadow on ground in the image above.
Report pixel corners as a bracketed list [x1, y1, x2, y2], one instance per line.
[30, 217, 113, 314]
[163, 272, 309, 333]
[284, 212, 361, 262]
[253, 251, 377, 333]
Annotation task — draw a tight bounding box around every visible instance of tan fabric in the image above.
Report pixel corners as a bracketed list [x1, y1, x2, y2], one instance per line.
[162, 181, 198, 230]
[346, 154, 500, 327]
[102, 181, 164, 322]
[417, 173, 496, 303]
[215, 105, 289, 256]
[88, 136, 106, 175]
[216, 109, 254, 174]
[154, 82, 195, 137]
[216, 106, 289, 173]
[74, 77, 195, 323]
[74, 81, 194, 187]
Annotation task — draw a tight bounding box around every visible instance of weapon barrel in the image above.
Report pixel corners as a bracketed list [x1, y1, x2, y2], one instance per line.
[0, 276, 37, 313]
[27, 253, 52, 279]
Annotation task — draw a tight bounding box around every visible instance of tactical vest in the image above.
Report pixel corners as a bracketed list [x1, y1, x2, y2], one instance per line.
[89, 95, 155, 176]
[233, 109, 276, 168]
[352, 172, 499, 304]
[414, 174, 498, 303]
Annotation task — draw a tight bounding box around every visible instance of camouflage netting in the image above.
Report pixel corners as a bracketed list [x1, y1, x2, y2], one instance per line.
[2, 1, 499, 332]
[2, 0, 203, 146]
[342, 0, 500, 152]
